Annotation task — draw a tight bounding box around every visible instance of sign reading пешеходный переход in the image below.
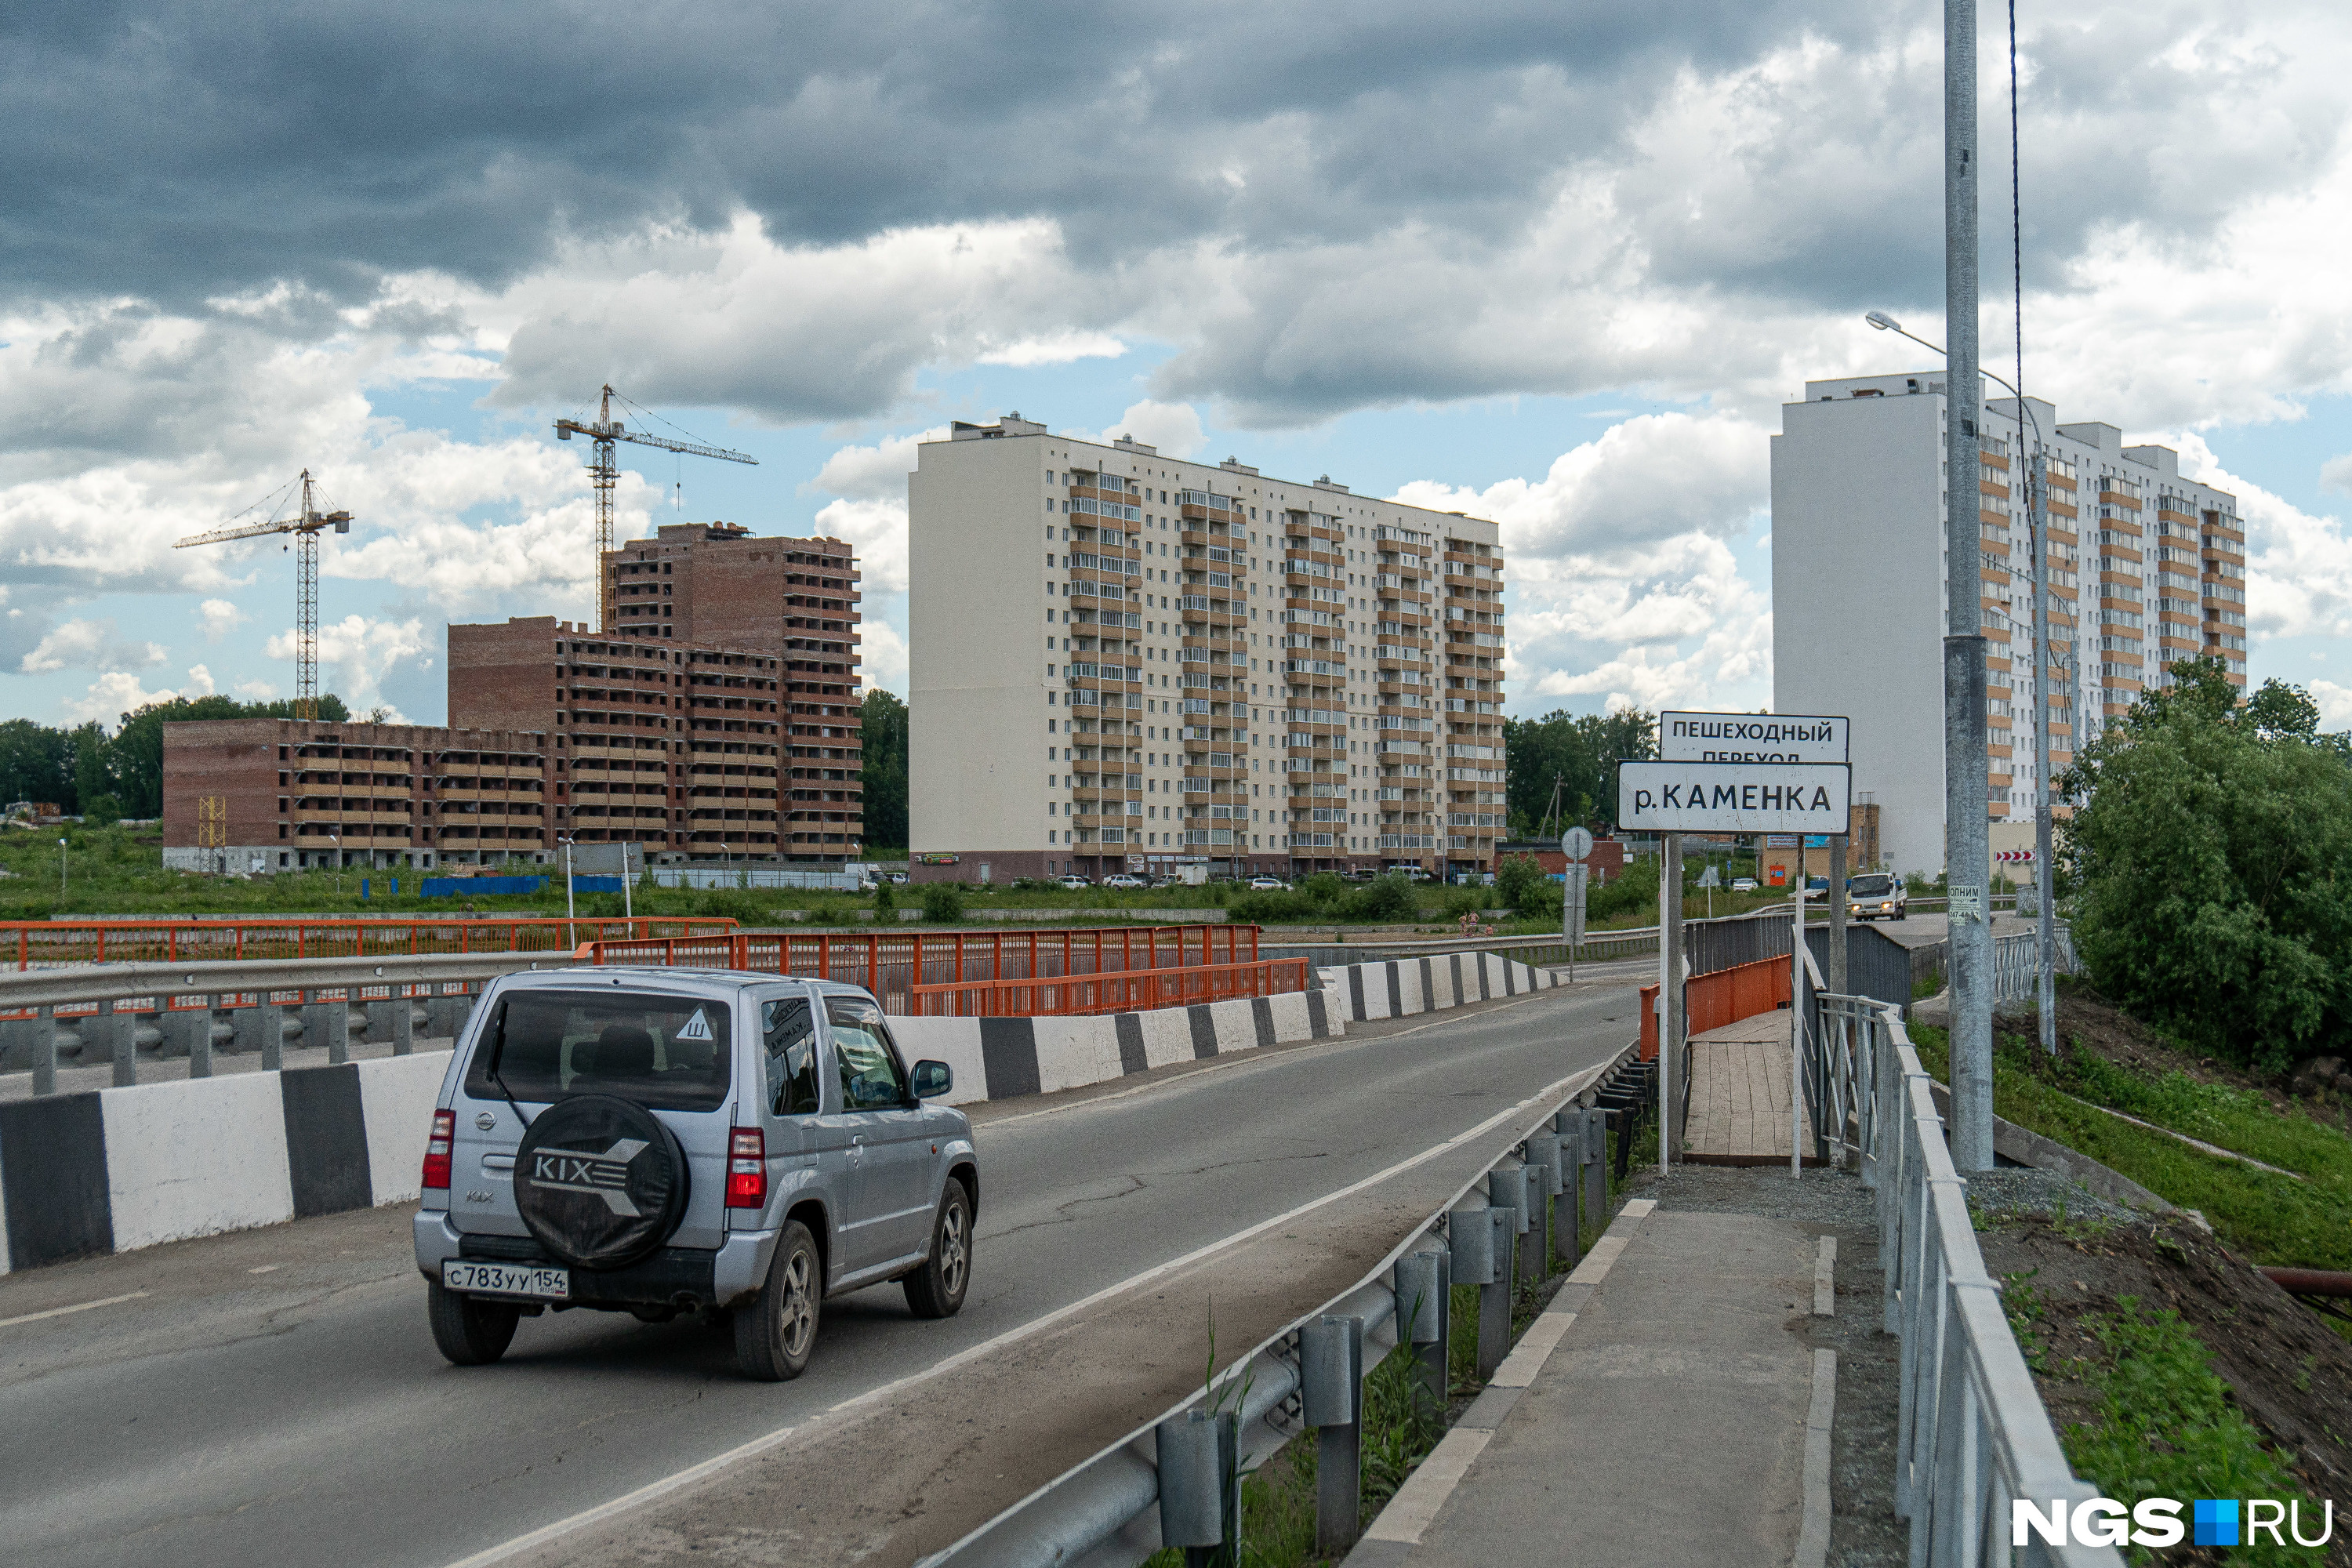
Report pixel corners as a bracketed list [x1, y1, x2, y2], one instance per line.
[1617, 760, 1852, 834]
[1658, 712, 1849, 764]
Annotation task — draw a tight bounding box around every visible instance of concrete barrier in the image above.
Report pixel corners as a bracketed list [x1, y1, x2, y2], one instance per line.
[1316, 951, 1564, 1022]
[0, 982, 1346, 1274]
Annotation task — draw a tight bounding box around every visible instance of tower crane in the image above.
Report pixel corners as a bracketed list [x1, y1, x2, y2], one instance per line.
[555, 385, 757, 631]
[175, 470, 350, 721]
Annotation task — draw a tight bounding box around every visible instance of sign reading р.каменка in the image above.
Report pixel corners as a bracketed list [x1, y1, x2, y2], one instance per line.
[1617, 760, 1852, 834]
[1658, 711, 1849, 764]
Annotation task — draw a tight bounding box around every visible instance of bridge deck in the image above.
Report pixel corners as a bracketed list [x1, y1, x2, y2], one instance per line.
[1682, 1009, 1817, 1165]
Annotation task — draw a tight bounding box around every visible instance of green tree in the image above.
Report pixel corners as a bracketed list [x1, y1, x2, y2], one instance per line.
[1495, 851, 1551, 916]
[2060, 658, 2352, 1073]
[0, 719, 74, 808]
[860, 688, 909, 851]
[70, 722, 110, 814]
[1504, 708, 1657, 837]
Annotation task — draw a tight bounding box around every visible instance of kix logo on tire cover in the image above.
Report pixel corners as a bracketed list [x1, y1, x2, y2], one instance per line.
[512, 1094, 691, 1269]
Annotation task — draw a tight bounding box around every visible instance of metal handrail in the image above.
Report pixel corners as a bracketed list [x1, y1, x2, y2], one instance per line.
[1804, 989, 2124, 1566]
[909, 958, 1310, 1017]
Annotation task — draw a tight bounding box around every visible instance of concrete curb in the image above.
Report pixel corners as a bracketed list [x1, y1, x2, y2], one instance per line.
[1348, 1197, 1659, 1559]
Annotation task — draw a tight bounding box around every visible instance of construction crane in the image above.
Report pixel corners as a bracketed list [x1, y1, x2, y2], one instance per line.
[175, 470, 350, 721]
[555, 385, 757, 631]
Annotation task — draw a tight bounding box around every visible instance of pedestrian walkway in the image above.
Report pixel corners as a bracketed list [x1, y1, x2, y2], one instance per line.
[1345, 1199, 1833, 1568]
[1682, 1010, 1819, 1164]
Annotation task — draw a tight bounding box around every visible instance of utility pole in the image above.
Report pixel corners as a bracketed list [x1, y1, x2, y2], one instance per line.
[1944, 0, 1994, 1171]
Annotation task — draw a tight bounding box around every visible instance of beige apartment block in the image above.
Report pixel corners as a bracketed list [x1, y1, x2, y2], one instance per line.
[1773, 375, 2248, 877]
[908, 414, 1507, 884]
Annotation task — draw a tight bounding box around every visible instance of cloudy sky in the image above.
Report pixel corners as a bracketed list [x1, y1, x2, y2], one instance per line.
[4, 0, 2349, 731]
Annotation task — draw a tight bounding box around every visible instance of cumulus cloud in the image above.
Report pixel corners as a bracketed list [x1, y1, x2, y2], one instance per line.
[859, 619, 910, 694]
[265, 615, 430, 718]
[810, 427, 947, 503]
[977, 332, 1127, 367]
[2310, 679, 2352, 728]
[198, 599, 249, 641]
[63, 670, 180, 724]
[2323, 452, 2352, 495]
[2164, 432, 2352, 641]
[1060, 401, 1208, 460]
[19, 619, 169, 676]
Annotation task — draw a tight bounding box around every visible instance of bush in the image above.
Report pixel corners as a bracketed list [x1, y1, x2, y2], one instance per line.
[873, 881, 895, 916]
[1345, 874, 1417, 923]
[920, 881, 966, 923]
[1229, 889, 1321, 924]
[1301, 872, 1346, 905]
[1494, 852, 1550, 916]
[1588, 858, 1658, 923]
[1442, 888, 1483, 922]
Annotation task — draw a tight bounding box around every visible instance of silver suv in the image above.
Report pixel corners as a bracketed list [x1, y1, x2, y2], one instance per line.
[413, 967, 978, 1381]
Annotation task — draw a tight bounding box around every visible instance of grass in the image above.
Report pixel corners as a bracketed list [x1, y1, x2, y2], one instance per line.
[2005, 1290, 2315, 1566]
[1910, 1025, 2352, 1271]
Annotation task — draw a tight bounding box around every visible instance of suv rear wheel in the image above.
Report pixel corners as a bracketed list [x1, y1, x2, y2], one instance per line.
[735, 1220, 822, 1381]
[903, 1182, 972, 1319]
[427, 1279, 520, 1366]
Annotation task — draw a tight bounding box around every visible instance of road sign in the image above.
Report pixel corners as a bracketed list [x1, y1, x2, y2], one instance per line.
[1562, 826, 1593, 862]
[1659, 711, 1849, 764]
[1618, 760, 1852, 834]
[1696, 864, 1720, 888]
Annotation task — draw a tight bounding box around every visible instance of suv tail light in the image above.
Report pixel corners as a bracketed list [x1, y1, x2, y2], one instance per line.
[725, 1127, 767, 1209]
[422, 1109, 455, 1190]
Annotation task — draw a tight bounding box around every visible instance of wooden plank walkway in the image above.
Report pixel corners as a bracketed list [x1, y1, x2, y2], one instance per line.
[1681, 1008, 1821, 1166]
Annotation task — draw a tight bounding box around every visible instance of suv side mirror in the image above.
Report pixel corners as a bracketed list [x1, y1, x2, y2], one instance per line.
[910, 1059, 953, 1100]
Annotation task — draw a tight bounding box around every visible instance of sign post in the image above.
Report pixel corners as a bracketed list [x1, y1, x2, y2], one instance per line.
[1561, 827, 1592, 982]
[1626, 717, 1852, 1181]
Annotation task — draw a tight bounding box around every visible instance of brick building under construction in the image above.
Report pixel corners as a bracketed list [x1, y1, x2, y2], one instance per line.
[162, 522, 863, 871]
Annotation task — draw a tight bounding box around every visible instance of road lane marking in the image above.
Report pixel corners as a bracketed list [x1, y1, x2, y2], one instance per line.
[0, 1290, 149, 1330]
[445, 1052, 1629, 1568]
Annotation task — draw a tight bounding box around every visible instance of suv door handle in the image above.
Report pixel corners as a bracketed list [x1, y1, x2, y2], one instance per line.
[851, 1134, 866, 1145]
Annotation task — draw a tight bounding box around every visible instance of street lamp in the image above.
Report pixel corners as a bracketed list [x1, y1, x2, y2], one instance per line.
[558, 833, 576, 949]
[58, 837, 67, 896]
[329, 831, 341, 897]
[1868, 310, 2061, 1058]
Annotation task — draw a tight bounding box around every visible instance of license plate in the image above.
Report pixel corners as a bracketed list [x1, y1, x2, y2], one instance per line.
[443, 1260, 570, 1300]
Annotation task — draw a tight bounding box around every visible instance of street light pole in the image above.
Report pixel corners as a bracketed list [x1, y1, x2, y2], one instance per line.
[58, 837, 67, 896]
[1870, 310, 2060, 1058]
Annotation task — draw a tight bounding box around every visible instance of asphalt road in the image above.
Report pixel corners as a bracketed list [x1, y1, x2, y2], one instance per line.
[0, 973, 1640, 1568]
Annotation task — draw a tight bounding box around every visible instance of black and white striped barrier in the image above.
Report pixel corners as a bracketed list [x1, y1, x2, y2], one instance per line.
[1316, 952, 1565, 1023]
[0, 987, 1341, 1273]
[0, 1054, 447, 1274]
[893, 987, 1338, 1106]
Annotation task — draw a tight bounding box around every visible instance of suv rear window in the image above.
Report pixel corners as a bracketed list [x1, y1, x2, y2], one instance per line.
[1848, 875, 1894, 897]
[465, 989, 732, 1112]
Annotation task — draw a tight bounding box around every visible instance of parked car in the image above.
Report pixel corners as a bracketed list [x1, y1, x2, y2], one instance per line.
[1730, 877, 1759, 893]
[415, 969, 978, 1381]
[1102, 873, 1147, 889]
[1845, 873, 1909, 921]
[1057, 873, 1091, 890]
[1247, 875, 1288, 891]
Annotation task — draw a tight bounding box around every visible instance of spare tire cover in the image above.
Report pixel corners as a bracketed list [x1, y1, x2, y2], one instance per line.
[512, 1094, 690, 1270]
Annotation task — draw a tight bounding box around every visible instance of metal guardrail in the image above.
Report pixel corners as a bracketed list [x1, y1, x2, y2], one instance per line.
[1803, 991, 2123, 1567]
[0, 915, 735, 971]
[1994, 925, 2077, 1003]
[0, 951, 563, 1094]
[921, 1044, 1642, 1566]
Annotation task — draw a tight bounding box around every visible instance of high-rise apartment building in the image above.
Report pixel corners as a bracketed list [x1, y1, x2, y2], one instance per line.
[908, 415, 1507, 884]
[1773, 374, 2249, 877]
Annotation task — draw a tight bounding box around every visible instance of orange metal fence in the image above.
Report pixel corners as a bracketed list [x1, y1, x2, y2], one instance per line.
[909, 957, 1308, 1018]
[0, 915, 739, 972]
[1639, 956, 1792, 1060]
[575, 925, 1263, 1017]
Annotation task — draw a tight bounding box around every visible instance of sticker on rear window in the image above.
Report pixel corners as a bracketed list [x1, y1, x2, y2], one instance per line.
[675, 1008, 714, 1043]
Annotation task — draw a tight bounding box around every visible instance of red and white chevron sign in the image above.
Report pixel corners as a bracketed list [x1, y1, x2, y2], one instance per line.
[1994, 849, 2035, 863]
